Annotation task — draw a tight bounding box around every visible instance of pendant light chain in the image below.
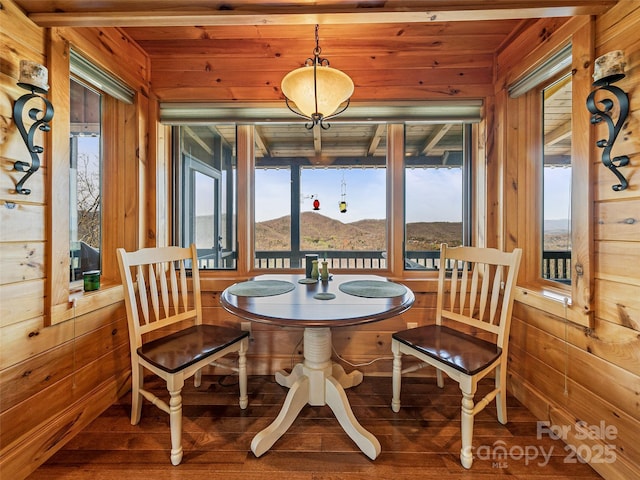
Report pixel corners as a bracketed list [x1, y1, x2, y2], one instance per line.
[310, 24, 331, 127]
[313, 24, 320, 126]
[314, 24, 322, 58]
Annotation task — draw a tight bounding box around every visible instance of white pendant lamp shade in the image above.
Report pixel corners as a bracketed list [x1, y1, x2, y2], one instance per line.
[281, 24, 354, 128]
[281, 64, 354, 119]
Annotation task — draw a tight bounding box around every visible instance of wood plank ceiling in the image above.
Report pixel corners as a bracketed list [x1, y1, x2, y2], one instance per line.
[15, 1, 613, 164]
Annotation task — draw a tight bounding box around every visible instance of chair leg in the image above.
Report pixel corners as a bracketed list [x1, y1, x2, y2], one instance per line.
[436, 369, 444, 388]
[131, 362, 144, 425]
[460, 387, 476, 469]
[495, 364, 508, 424]
[391, 343, 402, 413]
[238, 342, 248, 409]
[194, 368, 202, 388]
[167, 376, 185, 466]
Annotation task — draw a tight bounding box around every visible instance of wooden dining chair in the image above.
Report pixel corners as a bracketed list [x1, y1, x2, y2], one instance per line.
[117, 244, 249, 465]
[391, 244, 522, 469]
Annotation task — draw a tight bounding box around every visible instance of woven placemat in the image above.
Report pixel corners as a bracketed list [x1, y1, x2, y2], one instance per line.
[338, 280, 407, 298]
[227, 280, 295, 297]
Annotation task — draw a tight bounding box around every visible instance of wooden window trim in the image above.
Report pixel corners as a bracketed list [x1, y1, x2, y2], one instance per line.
[507, 18, 594, 328]
[47, 30, 140, 325]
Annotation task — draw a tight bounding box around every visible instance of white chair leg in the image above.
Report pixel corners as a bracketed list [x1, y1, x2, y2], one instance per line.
[436, 369, 444, 388]
[460, 388, 475, 469]
[167, 377, 185, 466]
[238, 342, 248, 409]
[391, 343, 402, 413]
[131, 363, 144, 425]
[495, 364, 508, 424]
[194, 368, 202, 388]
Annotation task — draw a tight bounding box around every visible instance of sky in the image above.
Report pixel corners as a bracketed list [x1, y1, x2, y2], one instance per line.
[248, 165, 572, 223]
[255, 167, 388, 222]
[78, 130, 572, 224]
[544, 167, 572, 221]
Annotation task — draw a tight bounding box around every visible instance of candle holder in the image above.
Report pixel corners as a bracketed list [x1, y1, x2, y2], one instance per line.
[12, 60, 54, 195]
[586, 50, 629, 191]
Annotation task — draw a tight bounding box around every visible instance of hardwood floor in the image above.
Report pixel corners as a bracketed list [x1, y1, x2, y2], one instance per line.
[29, 374, 602, 479]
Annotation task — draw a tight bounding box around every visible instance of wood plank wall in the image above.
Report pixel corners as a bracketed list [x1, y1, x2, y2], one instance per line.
[0, 1, 150, 478]
[494, 1, 640, 479]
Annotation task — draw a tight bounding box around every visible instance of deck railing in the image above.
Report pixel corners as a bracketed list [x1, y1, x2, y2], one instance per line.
[542, 250, 572, 284]
[254, 251, 387, 269]
[197, 249, 572, 283]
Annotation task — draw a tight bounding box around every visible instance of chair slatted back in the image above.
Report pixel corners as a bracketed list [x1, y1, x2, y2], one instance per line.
[436, 244, 522, 347]
[117, 245, 202, 348]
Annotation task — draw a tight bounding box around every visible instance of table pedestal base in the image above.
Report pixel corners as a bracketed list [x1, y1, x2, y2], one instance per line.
[251, 327, 381, 460]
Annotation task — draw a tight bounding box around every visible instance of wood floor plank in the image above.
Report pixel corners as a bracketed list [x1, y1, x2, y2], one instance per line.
[27, 375, 602, 479]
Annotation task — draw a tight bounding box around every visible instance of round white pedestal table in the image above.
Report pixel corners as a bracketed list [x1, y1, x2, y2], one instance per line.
[220, 274, 415, 460]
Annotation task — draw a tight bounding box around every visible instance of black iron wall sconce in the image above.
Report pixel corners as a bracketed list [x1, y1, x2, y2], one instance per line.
[12, 60, 54, 195]
[586, 50, 630, 191]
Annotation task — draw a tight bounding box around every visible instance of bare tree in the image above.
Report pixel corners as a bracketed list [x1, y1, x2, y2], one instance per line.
[75, 151, 101, 248]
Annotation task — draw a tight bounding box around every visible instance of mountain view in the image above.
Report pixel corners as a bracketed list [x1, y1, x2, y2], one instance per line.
[543, 219, 572, 250]
[255, 211, 463, 251]
[255, 212, 571, 251]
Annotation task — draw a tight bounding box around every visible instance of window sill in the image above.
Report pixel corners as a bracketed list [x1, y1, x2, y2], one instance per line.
[387, 276, 439, 293]
[515, 285, 592, 328]
[49, 282, 124, 326]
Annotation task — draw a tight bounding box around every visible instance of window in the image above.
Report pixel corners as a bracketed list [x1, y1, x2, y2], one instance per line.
[404, 123, 470, 269]
[504, 22, 594, 328]
[508, 45, 576, 288]
[542, 73, 572, 284]
[163, 102, 482, 278]
[253, 122, 388, 269]
[69, 79, 102, 282]
[48, 40, 139, 325]
[255, 168, 291, 253]
[67, 51, 136, 287]
[173, 125, 237, 269]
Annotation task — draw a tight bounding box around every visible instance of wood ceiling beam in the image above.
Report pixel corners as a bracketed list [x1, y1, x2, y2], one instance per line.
[419, 124, 453, 156]
[27, 2, 615, 27]
[545, 122, 572, 146]
[184, 126, 213, 155]
[367, 124, 386, 157]
[254, 126, 271, 157]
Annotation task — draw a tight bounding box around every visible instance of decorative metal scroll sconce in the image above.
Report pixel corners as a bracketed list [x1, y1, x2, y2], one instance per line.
[12, 60, 54, 195]
[586, 50, 629, 191]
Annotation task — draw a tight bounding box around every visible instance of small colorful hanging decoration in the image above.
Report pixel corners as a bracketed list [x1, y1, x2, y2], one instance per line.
[339, 173, 347, 213]
[313, 196, 320, 210]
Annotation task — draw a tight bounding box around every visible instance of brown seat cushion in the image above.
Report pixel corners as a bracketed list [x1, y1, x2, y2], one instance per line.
[138, 324, 249, 374]
[392, 325, 501, 375]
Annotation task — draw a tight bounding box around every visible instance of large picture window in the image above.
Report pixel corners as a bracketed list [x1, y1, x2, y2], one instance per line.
[253, 123, 388, 269]
[164, 104, 481, 278]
